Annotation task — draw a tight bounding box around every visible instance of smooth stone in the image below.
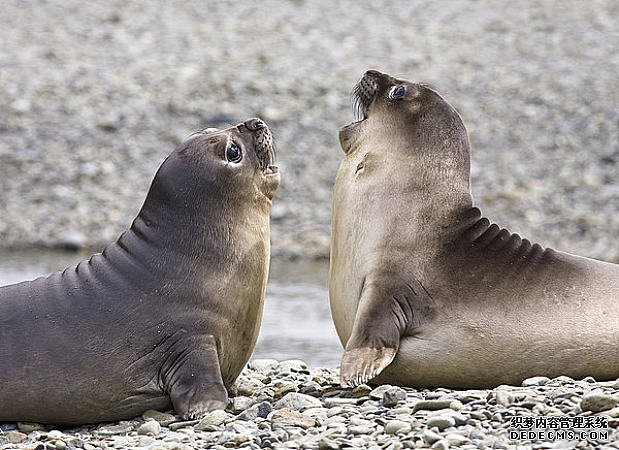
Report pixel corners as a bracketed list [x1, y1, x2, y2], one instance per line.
[323, 398, 358, 407]
[236, 378, 265, 396]
[17, 422, 46, 433]
[423, 429, 443, 444]
[495, 390, 514, 407]
[318, 438, 339, 450]
[48, 430, 65, 439]
[96, 423, 134, 435]
[54, 441, 67, 450]
[249, 359, 279, 372]
[348, 425, 372, 435]
[352, 384, 372, 396]
[431, 440, 450, 450]
[369, 385, 393, 399]
[580, 393, 618, 412]
[384, 420, 410, 435]
[142, 410, 177, 426]
[168, 419, 199, 430]
[278, 360, 308, 372]
[5, 431, 28, 444]
[386, 442, 404, 450]
[427, 415, 456, 431]
[137, 420, 161, 436]
[274, 392, 322, 411]
[445, 433, 469, 445]
[231, 396, 256, 413]
[274, 381, 299, 399]
[521, 376, 550, 387]
[237, 401, 273, 420]
[383, 386, 407, 407]
[413, 400, 463, 412]
[194, 410, 228, 430]
[271, 408, 316, 430]
[611, 379, 619, 389]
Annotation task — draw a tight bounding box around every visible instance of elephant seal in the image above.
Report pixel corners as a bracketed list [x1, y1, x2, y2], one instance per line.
[330, 70, 619, 389]
[0, 118, 280, 424]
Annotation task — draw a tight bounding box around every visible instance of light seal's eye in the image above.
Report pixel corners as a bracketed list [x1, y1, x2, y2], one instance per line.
[226, 142, 242, 163]
[389, 85, 406, 100]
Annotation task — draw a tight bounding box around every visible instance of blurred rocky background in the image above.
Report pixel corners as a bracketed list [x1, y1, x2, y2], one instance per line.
[0, 0, 617, 261]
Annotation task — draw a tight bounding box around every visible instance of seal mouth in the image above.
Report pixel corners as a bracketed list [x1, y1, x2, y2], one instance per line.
[351, 70, 380, 123]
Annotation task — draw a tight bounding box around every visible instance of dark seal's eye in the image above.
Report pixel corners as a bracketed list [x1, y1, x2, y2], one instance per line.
[389, 85, 406, 100]
[226, 142, 242, 163]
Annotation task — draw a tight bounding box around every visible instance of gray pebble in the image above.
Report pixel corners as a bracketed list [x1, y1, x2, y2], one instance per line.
[423, 428, 443, 444]
[427, 415, 456, 431]
[384, 420, 410, 434]
[580, 393, 618, 412]
[521, 376, 551, 387]
[137, 420, 161, 436]
[274, 392, 322, 411]
[413, 400, 463, 412]
[383, 386, 407, 407]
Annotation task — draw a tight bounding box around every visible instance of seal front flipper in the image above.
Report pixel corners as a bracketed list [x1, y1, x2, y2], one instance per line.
[340, 272, 434, 388]
[161, 334, 228, 420]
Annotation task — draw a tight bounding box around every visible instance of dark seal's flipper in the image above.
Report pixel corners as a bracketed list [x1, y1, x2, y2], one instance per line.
[340, 271, 434, 387]
[161, 334, 228, 420]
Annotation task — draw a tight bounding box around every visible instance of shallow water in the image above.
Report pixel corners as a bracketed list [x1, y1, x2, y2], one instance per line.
[0, 250, 342, 367]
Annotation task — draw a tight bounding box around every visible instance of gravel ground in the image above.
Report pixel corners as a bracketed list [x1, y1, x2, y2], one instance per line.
[0, 1, 617, 260]
[1, 360, 618, 449]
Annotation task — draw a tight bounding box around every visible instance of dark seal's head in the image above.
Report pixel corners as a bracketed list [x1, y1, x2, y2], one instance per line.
[339, 70, 471, 188]
[143, 118, 280, 223]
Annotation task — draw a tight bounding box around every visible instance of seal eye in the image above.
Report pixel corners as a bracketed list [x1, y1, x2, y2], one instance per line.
[389, 85, 406, 100]
[226, 142, 242, 163]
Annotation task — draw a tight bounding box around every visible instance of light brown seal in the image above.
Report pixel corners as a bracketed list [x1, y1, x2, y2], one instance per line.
[329, 70, 619, 389]
[0, 118, 280, 424]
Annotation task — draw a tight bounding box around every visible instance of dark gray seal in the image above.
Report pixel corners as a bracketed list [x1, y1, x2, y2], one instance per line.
[330, 70, 619, 389]
[0, 118, 280, 424]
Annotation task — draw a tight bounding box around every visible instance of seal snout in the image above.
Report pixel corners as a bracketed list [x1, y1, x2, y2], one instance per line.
[243, 118, 265, 131]
[241, 117, 277, 176]
[352, 70, 384, 121]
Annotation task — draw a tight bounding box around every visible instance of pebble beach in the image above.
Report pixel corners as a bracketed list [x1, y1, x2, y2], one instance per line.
[1, 360, 618, 449]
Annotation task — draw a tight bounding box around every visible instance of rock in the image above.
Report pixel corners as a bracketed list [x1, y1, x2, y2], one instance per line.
[427, 415, 456, 431]
[384, 420, 410, 435]
[237, 401, 273, 420]
[322, 398, 358, 407]
[318, 438, 340, 450]
[580, 393, 618, 412]
[413, 399, 463, 412]
[521, 376, 550, 387]
[445, 433, 469, 445]
[5, 431, 27, 444]
[423, 428, 443, 444]
[249, 359, 280, 371]
[611, 379, 619, 389]
[494, 389, 514, 406]
[431, 440, 450, 450]
[194, 410, 228, 430]
[348, 424, 372, 434]
[236, 377, 265, 396]
[54, 440, 67, 450]
[271, 408, 316, 430]
[137, 420, 161, 436]
[383, 386, 407, 407]
[95, 423, 134, 435]
[168, 419, 199, 430]
[231, 396, 255, 413]
[17, 422, 46, 433]
[278, 360, 308, 372]
[369, 385, 393, 399]
[274, 392, 322, 411]
[142, 410, 177, 426]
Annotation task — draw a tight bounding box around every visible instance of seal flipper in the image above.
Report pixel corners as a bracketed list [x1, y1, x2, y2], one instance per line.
[161, 334, 228, 420]
[340, 272, 433, 388]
